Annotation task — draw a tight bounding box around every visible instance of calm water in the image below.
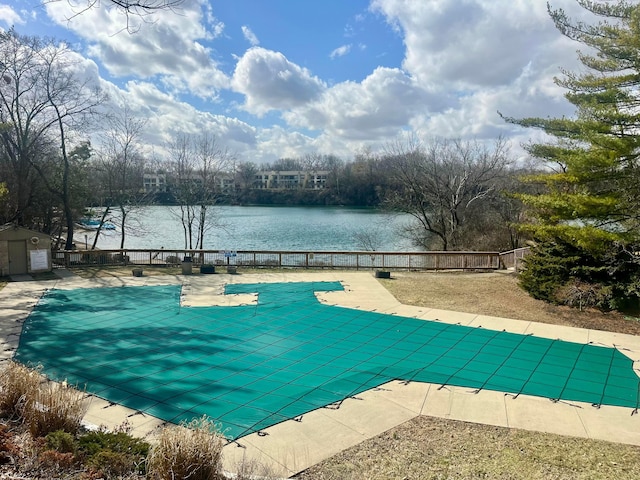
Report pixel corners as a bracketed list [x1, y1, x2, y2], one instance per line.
[88, 205, 414, 251]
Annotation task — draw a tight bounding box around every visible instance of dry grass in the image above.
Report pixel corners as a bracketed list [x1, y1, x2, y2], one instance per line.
[0, 361, 41, 420]
[1, 361, 86, 438]
[27, 381, 87, 438]
[297, 416, 640, 480]
[379, 270, 640, 335]
[147, 416, 225, 480]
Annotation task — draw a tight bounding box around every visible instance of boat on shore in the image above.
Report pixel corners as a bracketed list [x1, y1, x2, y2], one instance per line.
[78, 218, 116, 230]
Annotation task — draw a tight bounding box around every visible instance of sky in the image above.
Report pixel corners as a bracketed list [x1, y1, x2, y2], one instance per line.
[0, 0, 590, 164]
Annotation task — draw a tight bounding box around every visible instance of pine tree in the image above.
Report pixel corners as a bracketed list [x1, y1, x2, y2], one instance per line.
[503, 0, 640, 250]
[502, 1, 640, 311]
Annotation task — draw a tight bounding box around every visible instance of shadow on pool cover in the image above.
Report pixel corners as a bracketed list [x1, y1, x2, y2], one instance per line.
[16, 281, 640, 440]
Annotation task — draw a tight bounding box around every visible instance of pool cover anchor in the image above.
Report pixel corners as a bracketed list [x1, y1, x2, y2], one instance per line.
[549, 398, 583, 409]
[324, 400, 344, 410]
[374, 386, 391, 391]
[127, 410, 146, 418]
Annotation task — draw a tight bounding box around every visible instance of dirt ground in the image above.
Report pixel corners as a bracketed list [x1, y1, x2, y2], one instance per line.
[296, 270, 640, 480]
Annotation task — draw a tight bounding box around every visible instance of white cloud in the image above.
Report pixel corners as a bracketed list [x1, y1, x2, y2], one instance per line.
[0, 4, 24, 26]
[232, 47, 326, 116]
[330, 44, 351, 59]
[92, 80, 258, 160]
[44, 1, 229, 99]
[370, 0, 574, 88]
[253, 126, 318, 163]
[241, 25, 259, 46]
[360, 0, 586, 145]
[284, 67, 439, 141]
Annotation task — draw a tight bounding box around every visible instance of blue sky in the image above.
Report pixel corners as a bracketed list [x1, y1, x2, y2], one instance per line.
[1, 0, 586, 164]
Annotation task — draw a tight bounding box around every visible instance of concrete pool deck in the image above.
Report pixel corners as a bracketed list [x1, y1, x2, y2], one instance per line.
[1, 270, 640, 478]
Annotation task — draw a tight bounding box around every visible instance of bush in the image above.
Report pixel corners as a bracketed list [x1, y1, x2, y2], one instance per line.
[0, 361, 41, 420]
[38, 449, 76, 471]
[45, 430, 76, 454]
[78, 430, 150, 477]
[520, 238, 640, 312]
[27, 381, 87, 438]
[147, 416, 225, 480]
[86, 449, 144, 479]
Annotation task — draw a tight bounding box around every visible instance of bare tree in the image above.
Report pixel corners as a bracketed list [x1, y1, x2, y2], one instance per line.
[168, 133, 232, 250]
[94, 104, 147, 248]
[233, 161, 258, 203]
[167, 134, 193, 249]
[0, 30, 105, 248]
[44, 1, 185, 32]
[383, 136, 511, 250]
[193, 133, 231, 249]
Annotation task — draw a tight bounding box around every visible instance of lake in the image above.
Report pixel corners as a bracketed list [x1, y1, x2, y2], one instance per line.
[86, 205, 415, 252]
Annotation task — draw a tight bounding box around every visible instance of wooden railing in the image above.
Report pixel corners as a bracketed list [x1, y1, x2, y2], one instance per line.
[52, 249, 503, 271]
[498, 247, 531, 270]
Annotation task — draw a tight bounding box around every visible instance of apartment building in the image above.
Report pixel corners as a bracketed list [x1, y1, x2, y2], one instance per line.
[255, 170, 329, 190]
[144, 169, 328, 193]
[143, 173, 167, 193]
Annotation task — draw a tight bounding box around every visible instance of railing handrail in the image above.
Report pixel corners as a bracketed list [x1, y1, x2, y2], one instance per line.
[54, 248, 502, 255]
[52, 248, 503, 271]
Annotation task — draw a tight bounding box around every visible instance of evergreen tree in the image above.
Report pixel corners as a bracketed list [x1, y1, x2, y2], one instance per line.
[502, 1, 640, 311]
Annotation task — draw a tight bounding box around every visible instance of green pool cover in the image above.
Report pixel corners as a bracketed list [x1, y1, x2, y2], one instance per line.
[16, 281, 640, 440]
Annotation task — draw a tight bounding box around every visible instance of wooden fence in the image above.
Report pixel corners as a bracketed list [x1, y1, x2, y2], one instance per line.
[52, 249, 504, 271]
[498, 247, 531, 270]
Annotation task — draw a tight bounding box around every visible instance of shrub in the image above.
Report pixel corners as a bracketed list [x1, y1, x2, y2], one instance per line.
[520, 238, 640, 312]
[147, 416, 225, 480]
[0, 361, 41, 420]
[38, 449, 76, 471]
[86, 449, 144, 479]
[27, 381, 87, 438]
[45, 430, 76, 454]
[78, 430, 150, 477]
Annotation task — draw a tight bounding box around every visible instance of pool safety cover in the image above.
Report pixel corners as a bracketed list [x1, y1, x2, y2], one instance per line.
[16, 282, 640, 440]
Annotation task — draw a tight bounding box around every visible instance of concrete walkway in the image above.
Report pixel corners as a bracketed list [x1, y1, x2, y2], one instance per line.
[1, 270, 639, 478]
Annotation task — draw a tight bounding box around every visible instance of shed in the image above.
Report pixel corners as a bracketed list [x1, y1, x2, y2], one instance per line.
[0, 224, 52, 276]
